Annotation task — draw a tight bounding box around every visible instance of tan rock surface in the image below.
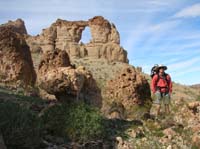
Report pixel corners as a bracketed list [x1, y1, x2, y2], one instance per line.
[0, 19, 27, 35]
[187, 101, 200, 111]
[26, 16, 128, 63]
[104, 66, 151, 119]
[192, 133, 200, 147]
[163, 128, 177, 140]
[37, 49, 102, 107]
[88, 16, 111, 43]
[0, 26, 36, 88]
[116, 136, 132, 149]
[25, 35, 42, 53]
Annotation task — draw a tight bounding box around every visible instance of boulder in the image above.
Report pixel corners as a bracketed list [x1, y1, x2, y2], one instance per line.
[116, 136, 132, 149]
[37, 49, 102, 107]
[162, 128, 177, 140]
[104, 66, 151, 119]
[38, 67, 85, 100]
[187, 101, 200, 111]
[192, 133, 200, 147]
[37, 48, 71, 74]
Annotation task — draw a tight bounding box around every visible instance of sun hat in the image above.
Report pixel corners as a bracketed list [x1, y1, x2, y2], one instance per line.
[158, 64, 167, 70]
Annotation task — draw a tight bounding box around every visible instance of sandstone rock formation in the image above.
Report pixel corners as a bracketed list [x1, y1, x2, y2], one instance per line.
[0, 26, 36, 88]
[88, 16, 119, 43]
[25, 36, 42, 53]
[104, 66, 151, 119]
[37, 49, 102, 107]
[26, 16, 128, 63]
[0, 19, 27, 35]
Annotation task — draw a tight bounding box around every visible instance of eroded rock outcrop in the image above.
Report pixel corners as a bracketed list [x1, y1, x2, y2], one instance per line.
[104, 66, 151, 119]
[88, 16, 112, 43]
[0, 26, 36, 88]
[26, 16, 128, 63]
[0, 19, 27, 35]
[25, 35, 42, 53]
[37, 49, 102, 107]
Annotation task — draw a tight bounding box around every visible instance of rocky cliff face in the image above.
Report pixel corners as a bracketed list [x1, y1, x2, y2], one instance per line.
[0, 25, 36, 89]
[26, 16, 128, 63]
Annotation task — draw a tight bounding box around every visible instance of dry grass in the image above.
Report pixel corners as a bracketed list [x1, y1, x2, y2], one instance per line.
[71, 58, 130, 89]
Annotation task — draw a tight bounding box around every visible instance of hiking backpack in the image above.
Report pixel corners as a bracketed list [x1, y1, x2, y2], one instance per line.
[150, 64, 159, 78]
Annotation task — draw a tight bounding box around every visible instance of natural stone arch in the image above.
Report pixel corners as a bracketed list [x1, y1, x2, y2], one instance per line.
[26, 16, 129, 63]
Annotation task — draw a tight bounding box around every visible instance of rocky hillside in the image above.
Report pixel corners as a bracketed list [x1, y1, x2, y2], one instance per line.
[0, 17, 200, 149]
[191, 84, 200, 89]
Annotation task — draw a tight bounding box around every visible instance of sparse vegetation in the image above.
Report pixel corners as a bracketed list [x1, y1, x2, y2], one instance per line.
[0, 88, 147, 148]
[42, 102, 105, 143]
[0, 68, 200, 148]
[196, 95, 200, 101]
[0, 101, 43, 149]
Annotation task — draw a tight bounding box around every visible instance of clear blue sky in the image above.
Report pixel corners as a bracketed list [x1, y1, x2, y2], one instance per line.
[1, 0, 200, 85]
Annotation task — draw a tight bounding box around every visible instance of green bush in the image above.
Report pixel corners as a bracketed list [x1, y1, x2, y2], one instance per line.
[0, 102, 42, 149]
[197, 95, 200, 101]
[42, 102, 105, 143]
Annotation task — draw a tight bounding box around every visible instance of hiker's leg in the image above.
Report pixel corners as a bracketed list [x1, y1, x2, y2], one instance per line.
[157, 104, 161, 116]
[166, 105, 170, 114]
[164, 104, 170, 114]
[154, 91, 161, 116]
[164, 93, 170, 114]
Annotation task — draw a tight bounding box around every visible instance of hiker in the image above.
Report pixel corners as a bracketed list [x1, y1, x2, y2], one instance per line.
[151, 64, 172, 116]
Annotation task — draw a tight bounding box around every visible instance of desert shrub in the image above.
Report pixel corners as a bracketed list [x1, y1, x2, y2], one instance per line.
[42, 102, 105, 143]
[0, 101, 42, 149]
[196, 95, 200, 101]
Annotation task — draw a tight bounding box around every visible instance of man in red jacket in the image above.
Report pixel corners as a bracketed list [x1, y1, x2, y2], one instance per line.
[151, 65, 172, 116]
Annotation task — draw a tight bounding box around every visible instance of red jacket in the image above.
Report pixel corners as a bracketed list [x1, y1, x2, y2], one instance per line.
[151, 74, 172, 94]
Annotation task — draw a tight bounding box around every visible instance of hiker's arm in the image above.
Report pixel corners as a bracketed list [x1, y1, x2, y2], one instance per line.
[168, 75, 172, 94]
[151, 75, 158, 93]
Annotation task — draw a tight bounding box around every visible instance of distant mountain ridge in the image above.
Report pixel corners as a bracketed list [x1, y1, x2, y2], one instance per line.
[190, 84, 200, 89]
